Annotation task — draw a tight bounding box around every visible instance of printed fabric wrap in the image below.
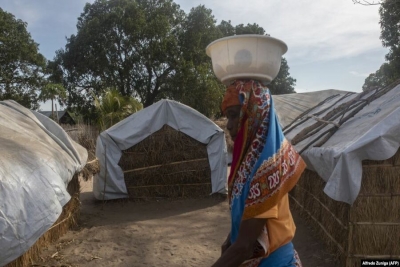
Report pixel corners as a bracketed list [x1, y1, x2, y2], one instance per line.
[227, 80, 306, 266]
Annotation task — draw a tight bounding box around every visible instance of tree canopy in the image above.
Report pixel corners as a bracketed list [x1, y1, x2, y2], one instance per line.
[39, 83, 67, 120]
[363, 0, 400, 90]
[51, 0, 297, 119]
[94, 88, 142, 131]
[0, 8, 46, 109]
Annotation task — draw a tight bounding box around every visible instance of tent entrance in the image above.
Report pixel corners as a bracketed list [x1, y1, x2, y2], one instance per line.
[118, 125, 212, 198]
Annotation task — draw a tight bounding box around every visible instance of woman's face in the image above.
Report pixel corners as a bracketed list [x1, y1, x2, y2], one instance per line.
[225, 105, 241, 141]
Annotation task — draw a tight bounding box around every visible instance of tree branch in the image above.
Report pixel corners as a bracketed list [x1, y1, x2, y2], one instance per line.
[352, 0, 382, 5]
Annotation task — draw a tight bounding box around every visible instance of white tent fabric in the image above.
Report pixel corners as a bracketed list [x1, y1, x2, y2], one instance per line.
[0, 100, 87, 266]
[272, 89, 354, 128]
[224, 90, 353, 165]
[274, 86, 400, 204]
[94, 99, 227, 200]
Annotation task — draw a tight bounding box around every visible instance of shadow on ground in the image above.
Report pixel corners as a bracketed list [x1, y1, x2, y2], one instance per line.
[78, 191, 228, 228]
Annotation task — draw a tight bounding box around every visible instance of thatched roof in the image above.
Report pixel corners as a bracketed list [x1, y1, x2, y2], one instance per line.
[39, 110, 76, 124]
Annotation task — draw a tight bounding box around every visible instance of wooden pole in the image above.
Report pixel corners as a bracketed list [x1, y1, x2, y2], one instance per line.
[102, 145, 108, 208]
[55, 104, 59, 123]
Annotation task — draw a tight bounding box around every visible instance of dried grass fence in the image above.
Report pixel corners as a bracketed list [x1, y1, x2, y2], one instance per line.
[62, 124, 100, 180]
[289, 149, 400, 266]
[119, 124, 212, 199]
[62, 124, 98, 161]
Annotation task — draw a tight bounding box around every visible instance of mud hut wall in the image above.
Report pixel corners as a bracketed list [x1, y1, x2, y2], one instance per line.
[290, 149, 400, 267]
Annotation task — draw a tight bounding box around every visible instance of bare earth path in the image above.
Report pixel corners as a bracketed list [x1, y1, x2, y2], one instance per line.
[35, 178, 339, 267]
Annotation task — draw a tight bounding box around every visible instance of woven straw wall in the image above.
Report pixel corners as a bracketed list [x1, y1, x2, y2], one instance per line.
[119, 124, 212, 199]
[290, 149, 400, 266]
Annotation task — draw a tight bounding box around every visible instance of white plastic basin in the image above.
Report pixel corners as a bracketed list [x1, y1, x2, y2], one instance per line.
[206, 34, 288, 85]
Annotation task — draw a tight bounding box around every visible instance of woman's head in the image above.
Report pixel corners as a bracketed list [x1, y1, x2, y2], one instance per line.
[221, 80, 272, 143]
[221, 85, 241, 114]
[225, 105, 241, 141]
[221, 83, 242, 141]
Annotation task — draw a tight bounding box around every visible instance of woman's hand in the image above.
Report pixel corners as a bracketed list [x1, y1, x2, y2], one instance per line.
[211, 218, 267, 267]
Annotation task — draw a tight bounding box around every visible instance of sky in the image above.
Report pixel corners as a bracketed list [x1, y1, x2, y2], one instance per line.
[0, 0, 388, 111]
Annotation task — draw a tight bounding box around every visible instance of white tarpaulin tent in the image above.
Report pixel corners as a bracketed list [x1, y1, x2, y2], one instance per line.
[0, 100, 87, 266]
[224, 90, 354, 165]
[273, 89, 354, 128]
[94, 99, 227, 200]
[273, 85, 400, 205]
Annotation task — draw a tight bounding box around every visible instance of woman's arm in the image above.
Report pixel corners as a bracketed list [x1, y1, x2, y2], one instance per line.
[211, 218, 267, 267]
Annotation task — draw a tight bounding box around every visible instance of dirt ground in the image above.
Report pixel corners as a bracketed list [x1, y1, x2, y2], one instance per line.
[35, 178, 339, 267]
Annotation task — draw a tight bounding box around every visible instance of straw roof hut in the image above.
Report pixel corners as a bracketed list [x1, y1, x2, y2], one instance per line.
[279, 82, 400, 266]
[217, 83, 400, 266]
[0, 100, 88, 267]
[39, 110, 76, 125]
[94, 99, 227, 200]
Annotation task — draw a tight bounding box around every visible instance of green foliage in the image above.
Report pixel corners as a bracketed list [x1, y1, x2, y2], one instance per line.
[39, 83, 66, 103]
[0, 8, 46, 109]
[56, 0, 184, 119]
[217, 20, 235, 36]
[234, 23, 266, 35]
[39, 83, 67, 120]
[363, 0, 400, 90]
[94, 88, 142, 131]
[379, 0, 400, 61]
[162, 61, 225, 118]
[352, 0, 382, 6]
[268, 58, 297, 95]
[53, 0, 296, 119]
[363, 62, 398, 90]
[217, 21, 265, 36]
[162, 5, 225, 118]
[179, 5, 222, 65]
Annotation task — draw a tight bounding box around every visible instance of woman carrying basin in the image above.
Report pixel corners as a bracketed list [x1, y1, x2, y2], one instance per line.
[207, 35, 306, 267]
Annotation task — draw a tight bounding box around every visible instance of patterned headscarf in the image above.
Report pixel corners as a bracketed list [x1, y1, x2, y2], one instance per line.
[221, 85, 241, 114]
[226, 79, 306, 220]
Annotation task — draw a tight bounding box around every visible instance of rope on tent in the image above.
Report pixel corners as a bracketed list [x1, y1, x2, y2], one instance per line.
[306, 114, 340, 128]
